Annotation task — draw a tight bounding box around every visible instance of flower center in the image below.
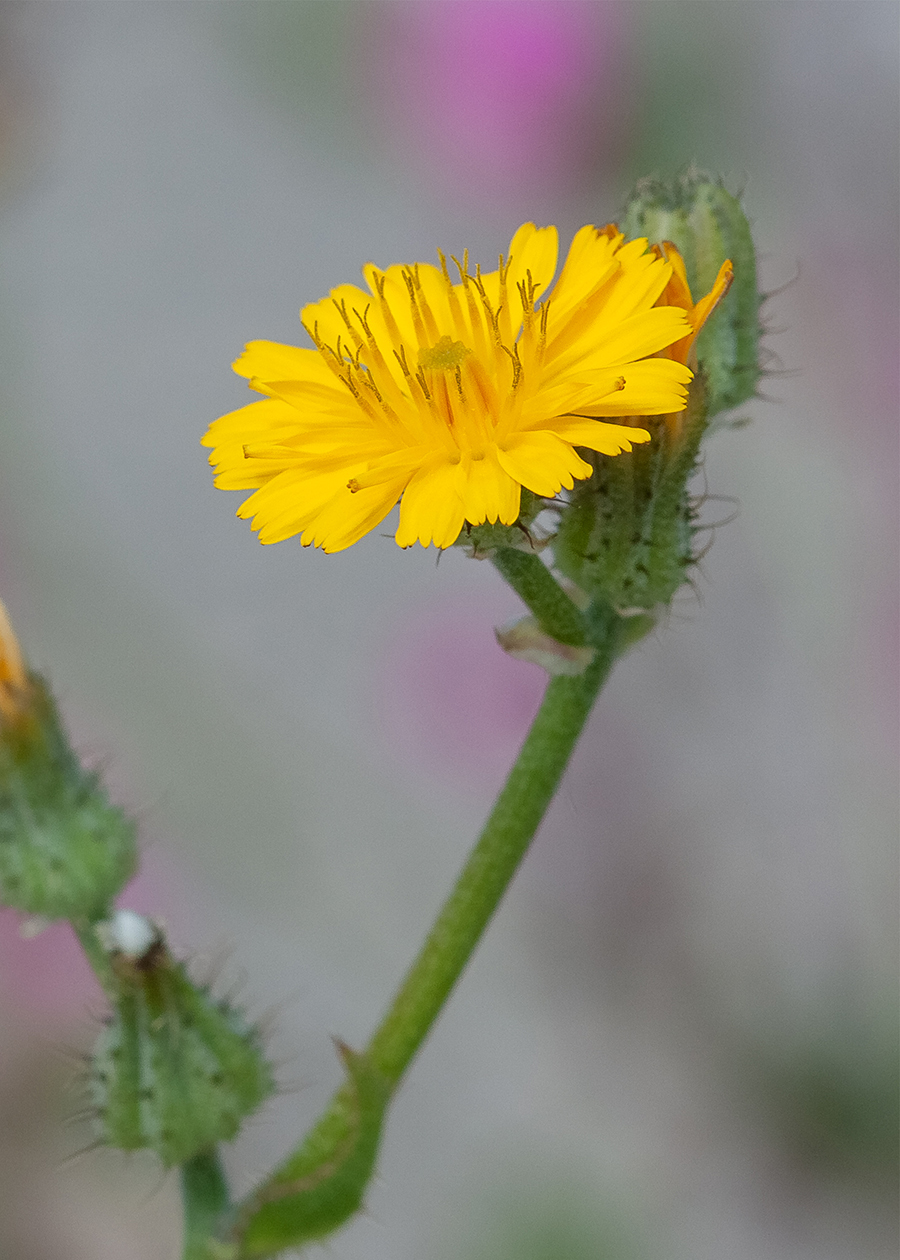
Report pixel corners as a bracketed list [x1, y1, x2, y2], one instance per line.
[417, 336, 471, 373]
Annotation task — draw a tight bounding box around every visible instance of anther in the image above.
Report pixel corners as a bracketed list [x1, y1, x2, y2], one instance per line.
[394, 346, 412, 378]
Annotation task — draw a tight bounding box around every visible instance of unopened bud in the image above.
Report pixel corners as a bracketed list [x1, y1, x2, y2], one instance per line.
[0, 600, 137, 921]
[89, 913, 274, 1167]
[622, 168, 761, 415]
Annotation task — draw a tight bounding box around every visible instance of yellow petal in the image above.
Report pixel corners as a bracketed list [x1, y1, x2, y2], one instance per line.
[691, 259, 734, 337]
[496, 432, 592, 498]
[545, 418, 651, 454]
[232, 341, 335, 385]
[571, 358, 692, 417]
[505, 222, 559, 305]
[395, 458, 467, 549]
[458, 449, 520, 527]
[545, 224, 621, 322]
[553, 306, 692, 377]
[302, 477, 409, 553]
[201, 397, 300, 447]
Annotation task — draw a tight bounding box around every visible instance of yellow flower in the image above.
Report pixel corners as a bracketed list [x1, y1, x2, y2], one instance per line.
[203, 223, 696, 553]
[0, 599, 30, 725]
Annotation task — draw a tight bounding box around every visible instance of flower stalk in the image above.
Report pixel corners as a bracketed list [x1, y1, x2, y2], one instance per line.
[1, 169, 759, 1259]
[232, 599, 625, 1257]
[490, 547, 589, 646]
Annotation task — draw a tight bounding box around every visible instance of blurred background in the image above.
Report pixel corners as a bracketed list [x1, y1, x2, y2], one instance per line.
[0, 2, 896, 1257]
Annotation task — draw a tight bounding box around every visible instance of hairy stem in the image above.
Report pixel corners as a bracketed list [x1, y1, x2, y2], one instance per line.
[491, 548, 589, 646]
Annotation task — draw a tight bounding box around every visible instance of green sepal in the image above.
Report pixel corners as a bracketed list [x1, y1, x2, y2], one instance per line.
[552, 378, 708, 610]
[454, 488, 543, 558]
[89, 929, 274, 1168]
[622, 168, 761, 416]
[0, 676, 136, 919]
[233, 1041, 390, 1257]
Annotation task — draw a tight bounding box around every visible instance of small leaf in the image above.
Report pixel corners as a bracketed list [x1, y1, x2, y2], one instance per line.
[233, 1042, 391, 1257]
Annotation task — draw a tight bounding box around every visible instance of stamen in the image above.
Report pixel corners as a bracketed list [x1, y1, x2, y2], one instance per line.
[451, 251, 490, 359]
[403, 267, 431, 348]
[357, 368, 384, 404]
[393, 346, 412, 378]
[353, 304, 374, 340]
[370, 272, 407, 353]
[502, 344, 523, 390]
[536, 300, 551, 361]
[305, 319, 360, 388]
[451, 250, 477, 290]
[333, 298, 365, 350]
[453, 364, 465, 401]
[437, 248, 467, 334]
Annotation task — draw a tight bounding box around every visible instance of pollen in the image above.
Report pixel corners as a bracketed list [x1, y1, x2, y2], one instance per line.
[418, 336, 471, 373]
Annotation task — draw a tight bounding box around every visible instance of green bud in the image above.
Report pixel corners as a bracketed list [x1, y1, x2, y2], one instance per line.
[622, 167, 761, 415]
[88, 911, 274, 1168]
[0, 604, 137, 920]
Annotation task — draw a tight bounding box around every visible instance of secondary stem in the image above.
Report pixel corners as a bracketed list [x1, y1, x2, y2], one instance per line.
[491, 547, 589, 646]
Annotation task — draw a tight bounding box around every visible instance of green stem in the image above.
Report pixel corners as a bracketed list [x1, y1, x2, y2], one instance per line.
[181, 1148, 231, 1260]
[367, 601, 619, 1082]
[492, 548, 588, 646]
[74, 918, 117, 999]
[235, 602, 624, 1256]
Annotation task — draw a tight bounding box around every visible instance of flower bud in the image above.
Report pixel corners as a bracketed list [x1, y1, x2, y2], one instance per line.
[551, 379, 708, 610]
[0, 602, 136, 920]
[622, 168, 761, 415]
[89, 911, 274, 1167]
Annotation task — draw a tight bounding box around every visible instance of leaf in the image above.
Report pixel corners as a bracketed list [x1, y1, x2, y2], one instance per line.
[233, 1042, 391, 1257]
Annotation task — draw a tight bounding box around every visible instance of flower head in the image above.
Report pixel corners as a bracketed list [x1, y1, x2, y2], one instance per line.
[203, 223, 696, 553]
